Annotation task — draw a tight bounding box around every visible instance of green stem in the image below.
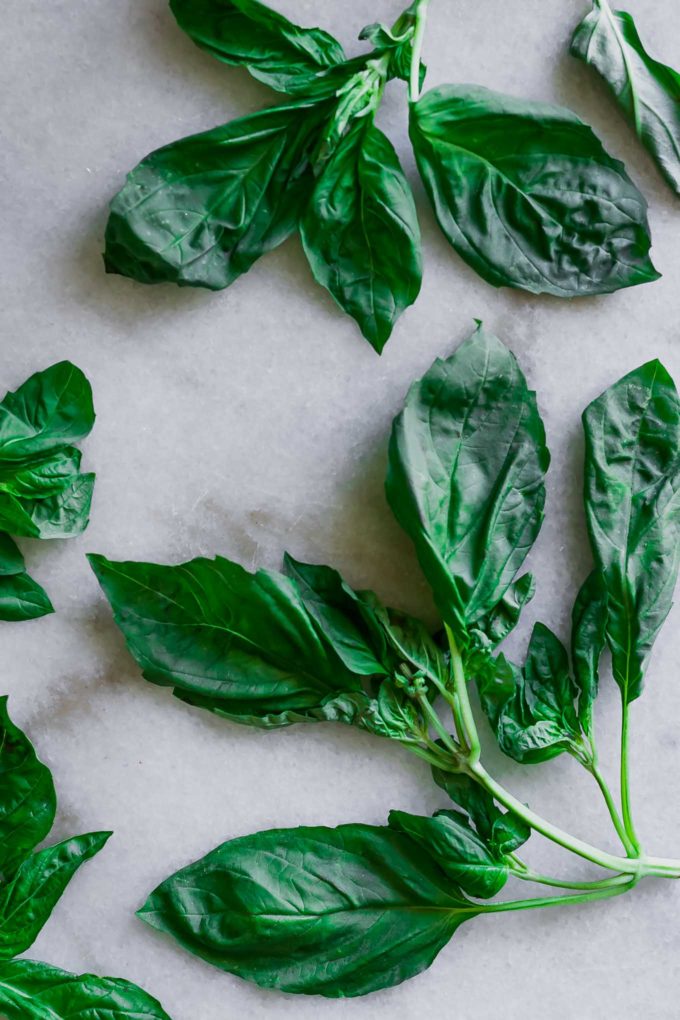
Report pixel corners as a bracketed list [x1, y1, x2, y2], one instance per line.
[485, 875, 634, 915]
[408, 0, 430, 102]
[620, 697, 641, 854]
[512, 869, 628, 892]
[445, 626, 480, 764]
[588, 760, 637, 857]
[418, 694, 461, 757]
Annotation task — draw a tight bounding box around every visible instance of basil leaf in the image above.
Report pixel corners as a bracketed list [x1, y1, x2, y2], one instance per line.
[410, 83, 659, 296]
[478, 626, 582, 764]
[138, 823, 480, 997]
[0, 535, 24, 576]
[389, 809, 508, 898]
[174, 689, 373, 731]
[0, 699, 56, 877]
[301, 119, 421, 353]
[572, 1, 680, 196]
[431, 767, 530, 855]
[88, 553, 366, 721]
[0, 362, 94, 459]
[0, 572, 53, 623]
[0, 832, 110, 959]
[386, 324, 549, 636]
[105, 102, 327, 290]
[471, 573, 536, 649]
[170, 0, 345, 95]
[571, 570, 608, 733]
[0, 959, 172, 1019]
[583, 359, 680, 702]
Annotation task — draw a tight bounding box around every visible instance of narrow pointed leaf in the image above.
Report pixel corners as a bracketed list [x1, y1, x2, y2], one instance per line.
[0, 832, 111, 959]
[572, 1, 680, 196]
[583, 360, 680, 702]
[139, 823, 480, 997]
[571, 570, 608, 732]
[410, 83, 659, 296]
[170, 0, 345, 95]
[301, 120, 422, 353]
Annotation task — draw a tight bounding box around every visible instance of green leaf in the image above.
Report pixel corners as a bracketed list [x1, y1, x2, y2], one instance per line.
[571, 570, 608, 733]
[174, 688, 373, 731]
[571, 1, 680, 196]
[301, 120, 421, 353]
[477, 626, 582, 764]
[170, 0, 345, 95]
[389, 809, 508, 898]
[0, 535, 25, 576]
[0, 959, 172, 1019]
[410, 83, 659, 296]
[0, 832, 110, 959]
[104, 102, 328, 290]
[583, 359, 680, 702]
[431, 766, 530, 855]
[471, 573, 536, 649]
[0, 699, 56, 877]
[88, 553, 366, 722]
[0, 571, 53, 623]
[386, 324, 549, 636]
[138, 823, 481, 997]
[0, 363, 94, 460]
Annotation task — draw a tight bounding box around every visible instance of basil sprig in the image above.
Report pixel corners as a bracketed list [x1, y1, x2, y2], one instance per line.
[105, 0, 659, 351]
[92, 324, 680, 998]
[572, 0, 680, 197]
[0, 698, 172, 1018]
[0, 362, 95, 621]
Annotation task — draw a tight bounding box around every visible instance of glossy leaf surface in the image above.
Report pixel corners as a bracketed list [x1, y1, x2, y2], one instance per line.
[88, 553, 365, 722]
[301, 119, 421, 352]
[139, 823, 480, 997]
[386, 325, 549, 635]
[170, 0, 345, 94]
[583, 360, 680, 702]
[572, 1, 680, 196]
[105, 102, 327, 290]
[389, 809, 508, 898]
[571, 570, 608, 732]
[0, 534, 52, 622]
[410, 83, 659, 296]
[0, 833, 110, 959]
[431, 767, 530, 855]
[0, 699, 56, 877]
[0, 960, 172, 1019]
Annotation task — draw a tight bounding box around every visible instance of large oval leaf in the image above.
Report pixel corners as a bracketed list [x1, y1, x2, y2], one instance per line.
[139, 823, 480, 997]
[572, 1, 680, 196]
[386, 325, 549, 634]
[410, 83, 659, 296]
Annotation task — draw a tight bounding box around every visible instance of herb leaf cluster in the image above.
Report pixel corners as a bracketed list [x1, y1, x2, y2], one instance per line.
[0, 362, 95, 622]
[104, 0, 661, 352]
[91, 324, 680, 998]
[0, 698, 172, 1018]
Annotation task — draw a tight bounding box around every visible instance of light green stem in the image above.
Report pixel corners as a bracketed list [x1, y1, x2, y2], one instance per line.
[512, 869, 629, 892]
[484, 875, 634, 915]
[408, 0, 430, 102]
[589, 761, 637, 857]
[446, 626, 480, 764]
[620, 697, 641, 854]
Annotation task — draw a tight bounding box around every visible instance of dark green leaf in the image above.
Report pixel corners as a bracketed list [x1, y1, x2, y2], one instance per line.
[138, 823, 480, 997]
[431, 766, 530, 854]
[389, 809, 508, 898]
[0, 571, 53, 622]
[0, 362, 94, 460]
[583, 359, 680, 702]
[0, 535, 24, 576]
[0, 832, 110, 959]
[170, 0, 345, 95]
[88, 553, 365, 722]
[571, 570, 608, 732]
[174, 688, 373, 731]
[386, 325, 549, 635]
[301, 120, 421, 353]
[471, 573, 536, 649]
[0, 698, 55, 877]
[410, 83, 659, 296]
[105, 102, 328, 290]
[0, 959, 172, 1019]
[572, 1, 680, 196]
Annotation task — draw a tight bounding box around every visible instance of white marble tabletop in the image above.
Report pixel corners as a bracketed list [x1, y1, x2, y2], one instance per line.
[3, 0, 680, 1017]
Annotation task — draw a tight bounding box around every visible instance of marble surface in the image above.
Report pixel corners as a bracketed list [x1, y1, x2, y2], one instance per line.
[3, 0, 680, 1016]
